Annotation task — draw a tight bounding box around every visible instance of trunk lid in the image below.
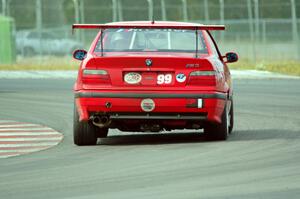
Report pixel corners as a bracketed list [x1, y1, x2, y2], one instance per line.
[86, 54, 214, 88]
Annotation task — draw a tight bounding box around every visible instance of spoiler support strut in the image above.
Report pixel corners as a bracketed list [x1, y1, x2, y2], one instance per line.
[100, 29, 104, 57]
[195, 29, 198, 58]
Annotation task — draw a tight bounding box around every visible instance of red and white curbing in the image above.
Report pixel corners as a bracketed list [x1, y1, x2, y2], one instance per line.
[0, 120, 63, 158]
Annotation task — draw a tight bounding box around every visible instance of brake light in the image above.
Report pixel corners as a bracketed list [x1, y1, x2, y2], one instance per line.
[188, 71, 216, 86]
[82, 69, 111, 84]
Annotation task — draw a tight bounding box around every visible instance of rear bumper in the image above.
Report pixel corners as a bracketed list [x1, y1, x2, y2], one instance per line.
[75, 91, 227, 124]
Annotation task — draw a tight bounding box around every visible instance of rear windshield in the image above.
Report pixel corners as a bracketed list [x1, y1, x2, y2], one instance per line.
[94, 28, 207, 53]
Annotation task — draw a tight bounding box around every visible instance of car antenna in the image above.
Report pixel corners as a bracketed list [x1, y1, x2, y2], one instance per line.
[151, 13, 155, 24]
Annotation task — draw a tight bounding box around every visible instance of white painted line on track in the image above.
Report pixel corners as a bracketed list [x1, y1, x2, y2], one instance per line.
[0, 132, 60, 136]
[0, 71, 77, 79]
[0, 120, 63, 158]
[0, 137, 62, 141]
[0, 143, 60, 147]
[0, 124, 47, 128]
[0, 145, 53, 149]
[0, 129, 55, 133]
[0, 121, 34, 124]
[231, 70, 300, 79]
[0, 128, 54, 131]
[0, 154, 25, 158]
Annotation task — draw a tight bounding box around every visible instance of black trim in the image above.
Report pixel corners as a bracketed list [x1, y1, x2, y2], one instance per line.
[107, 112, 207, 120]
[110, 115, 207, 120]
[75, 92, 227, 99]
[186, 103, 197, 108]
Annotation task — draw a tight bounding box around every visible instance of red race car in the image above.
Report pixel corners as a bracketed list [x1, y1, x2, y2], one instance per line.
[72, 21, 238, 145]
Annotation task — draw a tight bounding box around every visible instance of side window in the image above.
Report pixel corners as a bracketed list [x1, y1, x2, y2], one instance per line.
[204, 31, 220, 57]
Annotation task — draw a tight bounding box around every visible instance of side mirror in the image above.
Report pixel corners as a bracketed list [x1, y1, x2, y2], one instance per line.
[224, 52, 238, 63]
[73, 49, 87, 61]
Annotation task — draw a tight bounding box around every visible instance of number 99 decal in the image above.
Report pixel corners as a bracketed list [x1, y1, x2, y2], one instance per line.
[157, 74, 172, 85]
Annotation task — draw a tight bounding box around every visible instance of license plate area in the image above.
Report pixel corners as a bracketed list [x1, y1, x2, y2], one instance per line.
[123, 72, 175, 86]
[141, 72, 156, 85]
[141, 72, 174, 85]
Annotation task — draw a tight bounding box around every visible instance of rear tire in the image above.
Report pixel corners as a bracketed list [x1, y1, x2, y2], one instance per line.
[97, 128, 108, 138]
[73, 105, 97, 146]
[204, 104, 229, 141]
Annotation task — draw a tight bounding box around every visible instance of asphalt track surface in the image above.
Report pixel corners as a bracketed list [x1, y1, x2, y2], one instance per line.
[0, 78, 300, 199]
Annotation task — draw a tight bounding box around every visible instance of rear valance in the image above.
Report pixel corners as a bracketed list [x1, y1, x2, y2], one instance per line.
[72, 23, 225, 31]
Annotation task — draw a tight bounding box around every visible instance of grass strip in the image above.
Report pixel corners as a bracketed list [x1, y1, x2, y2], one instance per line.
[229, 60, 300, 76]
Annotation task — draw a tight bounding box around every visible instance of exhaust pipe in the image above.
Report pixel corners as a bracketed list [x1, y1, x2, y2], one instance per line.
[90, 115, 111, 128]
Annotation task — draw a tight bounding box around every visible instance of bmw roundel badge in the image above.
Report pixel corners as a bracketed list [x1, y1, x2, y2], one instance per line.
[145, 59, 152, 66]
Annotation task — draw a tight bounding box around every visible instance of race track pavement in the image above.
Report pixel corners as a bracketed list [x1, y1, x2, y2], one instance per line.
[0, 77, 300, 199]
[0, 120, 63, 158]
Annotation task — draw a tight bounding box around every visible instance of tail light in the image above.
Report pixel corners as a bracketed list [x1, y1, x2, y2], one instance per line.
[82, 69, 111, 84]
[188, 71, 216, 86]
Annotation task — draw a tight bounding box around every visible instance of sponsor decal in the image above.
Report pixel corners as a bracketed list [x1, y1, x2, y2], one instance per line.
[141, 98, 155, 112]
[124, 72, 142, 84]
[145, 59, 153, 66]
[176, 73, 186, 83]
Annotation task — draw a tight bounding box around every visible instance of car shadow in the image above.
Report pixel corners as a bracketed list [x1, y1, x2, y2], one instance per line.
[98, 129, 300, 145]
[99, 132, 207, 145]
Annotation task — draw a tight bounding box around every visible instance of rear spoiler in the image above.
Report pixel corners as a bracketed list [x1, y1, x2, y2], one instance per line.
[72, 23, 225, 58]
[72, 23, 225, 31]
